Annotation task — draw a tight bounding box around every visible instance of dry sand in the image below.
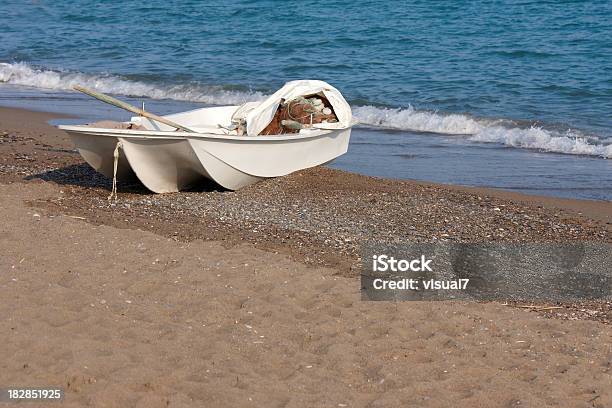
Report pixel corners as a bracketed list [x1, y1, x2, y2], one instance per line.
[0, 107, 611, 407]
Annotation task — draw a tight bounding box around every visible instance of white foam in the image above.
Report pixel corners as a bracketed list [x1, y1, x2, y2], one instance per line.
[353, 105, 611, 158]
[0, 62, 264, 105]
[2, 62, 610, 158]
[353, 105, 486, 135]
[469, 126, 612, 158]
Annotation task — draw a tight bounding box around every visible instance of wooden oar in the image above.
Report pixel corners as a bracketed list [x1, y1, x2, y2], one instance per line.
[73, 85, 196, 133]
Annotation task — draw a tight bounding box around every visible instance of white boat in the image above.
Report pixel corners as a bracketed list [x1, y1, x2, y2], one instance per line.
[58, 80, 354, 193]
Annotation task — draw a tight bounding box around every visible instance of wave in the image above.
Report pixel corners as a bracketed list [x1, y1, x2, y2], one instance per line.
[353, 106, 611, 158]
[1, 62, 610, 158]
[469, 126, 612, 158]
[0, 62, 265, 105]
[353, 105, 486, 135]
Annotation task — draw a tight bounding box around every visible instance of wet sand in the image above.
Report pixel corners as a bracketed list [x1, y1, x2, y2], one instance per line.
[0, 107, 611, 407]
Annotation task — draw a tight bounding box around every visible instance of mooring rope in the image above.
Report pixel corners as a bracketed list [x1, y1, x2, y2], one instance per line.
[108, 140, 122, 202]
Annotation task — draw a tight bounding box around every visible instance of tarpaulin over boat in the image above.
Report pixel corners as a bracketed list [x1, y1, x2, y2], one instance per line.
[244, 80, 352, 136]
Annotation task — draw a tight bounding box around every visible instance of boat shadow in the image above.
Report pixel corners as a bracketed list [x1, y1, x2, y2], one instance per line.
[25, 163, 224, 194]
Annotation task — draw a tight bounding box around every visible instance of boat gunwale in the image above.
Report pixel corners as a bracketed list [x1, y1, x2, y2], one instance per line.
[57, 125, 349, 141]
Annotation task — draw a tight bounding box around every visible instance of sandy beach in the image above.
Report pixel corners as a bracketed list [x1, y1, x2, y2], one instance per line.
[1, 107, 611, 407]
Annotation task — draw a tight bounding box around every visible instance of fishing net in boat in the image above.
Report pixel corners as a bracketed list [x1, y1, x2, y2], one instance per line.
[228, 80, 352, 136]
[259, 94, 338, 135]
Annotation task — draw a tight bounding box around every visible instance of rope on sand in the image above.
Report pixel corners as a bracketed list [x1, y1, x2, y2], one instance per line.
[108, 140, 122, 202]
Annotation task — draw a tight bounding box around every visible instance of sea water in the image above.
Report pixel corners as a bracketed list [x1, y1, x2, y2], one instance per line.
[0, 1, 610, 200]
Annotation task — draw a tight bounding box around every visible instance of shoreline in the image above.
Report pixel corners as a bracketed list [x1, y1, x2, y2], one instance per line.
[2, 105, 611, 213]
[2, 92, 612, 200]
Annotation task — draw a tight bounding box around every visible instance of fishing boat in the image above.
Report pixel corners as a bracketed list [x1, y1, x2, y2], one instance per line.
[58, 80, 354, 193]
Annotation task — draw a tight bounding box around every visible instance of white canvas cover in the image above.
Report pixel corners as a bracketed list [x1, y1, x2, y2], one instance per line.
[244, 80, 352, 136]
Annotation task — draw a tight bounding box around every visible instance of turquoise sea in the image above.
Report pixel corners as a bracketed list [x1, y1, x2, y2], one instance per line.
[0, 1, 610, 199]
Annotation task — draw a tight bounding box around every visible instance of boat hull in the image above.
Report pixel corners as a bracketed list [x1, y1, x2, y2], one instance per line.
[62, 127, 351, 193]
